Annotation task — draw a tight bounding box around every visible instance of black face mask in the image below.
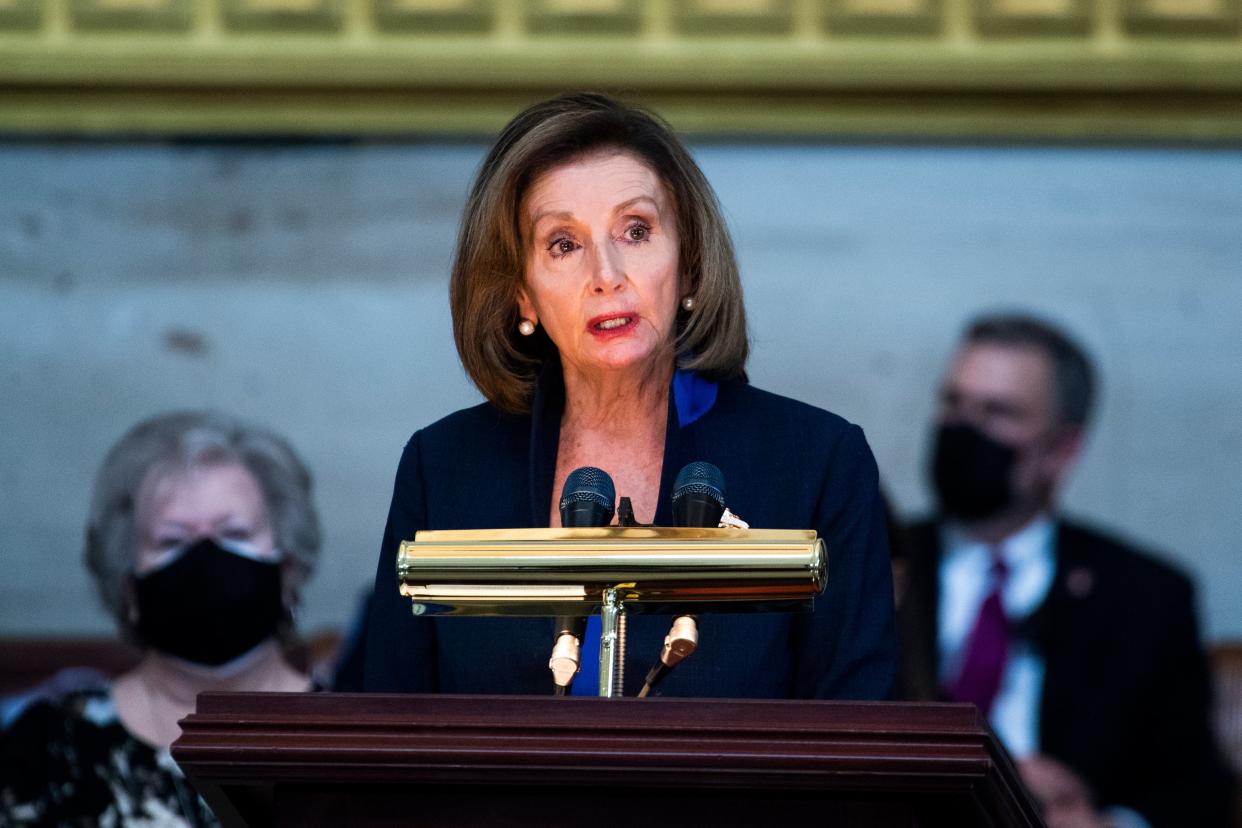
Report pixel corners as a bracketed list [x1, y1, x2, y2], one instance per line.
[133, 537, 283, 666]
[929, 423, 1018, 521]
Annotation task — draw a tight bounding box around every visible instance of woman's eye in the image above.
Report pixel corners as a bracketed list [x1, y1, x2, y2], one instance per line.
[221, 528, 252, 542]
[154, 536, 185, 550]
[626, 224, 650, 242]
[548, 237, 577, 257]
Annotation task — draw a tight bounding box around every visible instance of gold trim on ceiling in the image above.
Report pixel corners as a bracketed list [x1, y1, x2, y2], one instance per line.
[1, 0, 1240, 139]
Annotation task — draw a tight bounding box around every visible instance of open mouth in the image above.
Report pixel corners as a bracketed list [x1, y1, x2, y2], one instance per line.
[588, 313, 638, 335]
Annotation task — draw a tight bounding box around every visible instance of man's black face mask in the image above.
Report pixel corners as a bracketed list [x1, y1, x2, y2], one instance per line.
[929, 422, 1018, 521]
[133, 537, 283, 666]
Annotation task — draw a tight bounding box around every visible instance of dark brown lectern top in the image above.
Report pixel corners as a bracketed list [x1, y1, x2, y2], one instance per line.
[173, 693, 1041, 827]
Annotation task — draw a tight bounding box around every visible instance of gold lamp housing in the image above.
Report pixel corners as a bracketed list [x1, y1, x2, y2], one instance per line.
[397, 526, 827, 617]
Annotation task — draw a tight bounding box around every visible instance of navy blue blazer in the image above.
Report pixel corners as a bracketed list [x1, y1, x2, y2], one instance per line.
[362, 367, 896, 699]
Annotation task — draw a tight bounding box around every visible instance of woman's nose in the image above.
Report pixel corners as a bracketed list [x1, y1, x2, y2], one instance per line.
[589, 241, 625, 292]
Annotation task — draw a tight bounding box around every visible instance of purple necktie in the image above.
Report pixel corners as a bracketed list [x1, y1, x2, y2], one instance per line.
[949, 550, 1010, 716]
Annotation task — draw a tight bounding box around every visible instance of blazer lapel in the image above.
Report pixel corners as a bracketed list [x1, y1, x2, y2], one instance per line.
[653, 383, 688, 528]
[528, 358, 564, 530]
[1037, 522, 1100, 757]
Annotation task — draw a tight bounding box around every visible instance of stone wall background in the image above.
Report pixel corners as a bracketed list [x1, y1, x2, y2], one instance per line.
[2, 141, 1239, 640]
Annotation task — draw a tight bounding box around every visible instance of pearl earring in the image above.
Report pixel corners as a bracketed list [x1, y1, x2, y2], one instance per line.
[518, 318, 536, 336]
[681, 296, 695, 311]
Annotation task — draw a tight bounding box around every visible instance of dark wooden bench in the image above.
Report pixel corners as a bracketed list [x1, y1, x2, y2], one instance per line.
[0, 631, 343, 697]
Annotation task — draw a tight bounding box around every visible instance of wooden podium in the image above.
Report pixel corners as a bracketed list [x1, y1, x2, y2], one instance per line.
[173, 692, 1041, 827]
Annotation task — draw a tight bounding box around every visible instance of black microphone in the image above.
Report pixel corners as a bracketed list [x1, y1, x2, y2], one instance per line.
[641, 462, 725, 697]
[551, 467, 616, 693]
[558, 466, 616, 528]
[671, 461, 726, 528]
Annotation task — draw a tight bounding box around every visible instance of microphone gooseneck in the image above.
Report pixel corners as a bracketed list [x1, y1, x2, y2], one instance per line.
[550, 466, 617, 694]
[671, 461, 726, 529]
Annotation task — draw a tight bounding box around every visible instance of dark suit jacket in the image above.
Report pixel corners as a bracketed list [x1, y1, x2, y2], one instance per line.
[362, 367, 897, 700]
[897, 518, 1235, 826]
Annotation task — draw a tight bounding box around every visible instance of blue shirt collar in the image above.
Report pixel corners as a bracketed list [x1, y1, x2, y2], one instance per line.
[672, 368, 717, 428]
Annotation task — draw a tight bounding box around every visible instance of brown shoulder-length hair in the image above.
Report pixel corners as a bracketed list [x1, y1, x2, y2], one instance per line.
[450, 92, 749, 414]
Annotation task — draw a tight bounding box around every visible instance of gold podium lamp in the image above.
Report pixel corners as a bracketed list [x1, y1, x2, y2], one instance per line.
[397, 526, 827, 697]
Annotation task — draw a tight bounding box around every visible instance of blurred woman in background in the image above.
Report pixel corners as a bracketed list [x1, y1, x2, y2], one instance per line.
[0, 411, 320, 826]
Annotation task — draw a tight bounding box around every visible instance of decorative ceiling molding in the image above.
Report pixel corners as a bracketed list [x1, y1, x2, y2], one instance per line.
[2, 0, 1240, 140]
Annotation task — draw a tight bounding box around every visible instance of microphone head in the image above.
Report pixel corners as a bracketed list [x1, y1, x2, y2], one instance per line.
[672, 461, 726, 506]
[559, 466, 616, 527]
[671, 461, 726, 528]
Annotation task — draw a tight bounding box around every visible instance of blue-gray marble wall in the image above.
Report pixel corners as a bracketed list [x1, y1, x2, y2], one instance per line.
[2, 142, 1239, 639]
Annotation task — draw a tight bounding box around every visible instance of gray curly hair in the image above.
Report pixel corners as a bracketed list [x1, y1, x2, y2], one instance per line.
[84, 410, 321, 640]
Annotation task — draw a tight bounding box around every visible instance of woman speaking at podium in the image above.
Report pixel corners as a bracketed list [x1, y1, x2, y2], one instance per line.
[362, 93, 896, 698]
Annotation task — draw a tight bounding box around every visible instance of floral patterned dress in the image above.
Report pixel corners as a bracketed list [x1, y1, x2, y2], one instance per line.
[0, 687, 218, 827]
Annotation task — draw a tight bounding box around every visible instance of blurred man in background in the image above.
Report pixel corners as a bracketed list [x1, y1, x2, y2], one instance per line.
[897, 312, 1234, 827]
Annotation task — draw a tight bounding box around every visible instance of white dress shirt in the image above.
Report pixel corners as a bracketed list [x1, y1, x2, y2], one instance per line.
[938, 514, 1056, 759]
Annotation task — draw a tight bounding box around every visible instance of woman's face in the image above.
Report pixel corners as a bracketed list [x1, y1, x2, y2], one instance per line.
[135, 461, 276, 575]
[518, 150, 681, 379]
